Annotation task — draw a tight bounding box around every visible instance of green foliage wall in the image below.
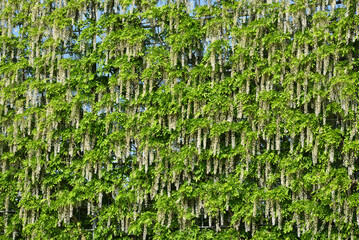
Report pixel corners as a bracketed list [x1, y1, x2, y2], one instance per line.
[1, 0, 359, 239]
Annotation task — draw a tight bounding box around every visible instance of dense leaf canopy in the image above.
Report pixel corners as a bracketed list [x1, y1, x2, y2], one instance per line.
[1, 0, 359, 239]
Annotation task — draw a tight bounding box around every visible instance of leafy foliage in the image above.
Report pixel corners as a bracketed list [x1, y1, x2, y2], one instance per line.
[1, 0, 359, 239]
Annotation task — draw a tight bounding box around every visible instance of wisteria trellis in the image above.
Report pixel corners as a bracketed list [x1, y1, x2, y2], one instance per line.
[1, 0, 359, 239]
